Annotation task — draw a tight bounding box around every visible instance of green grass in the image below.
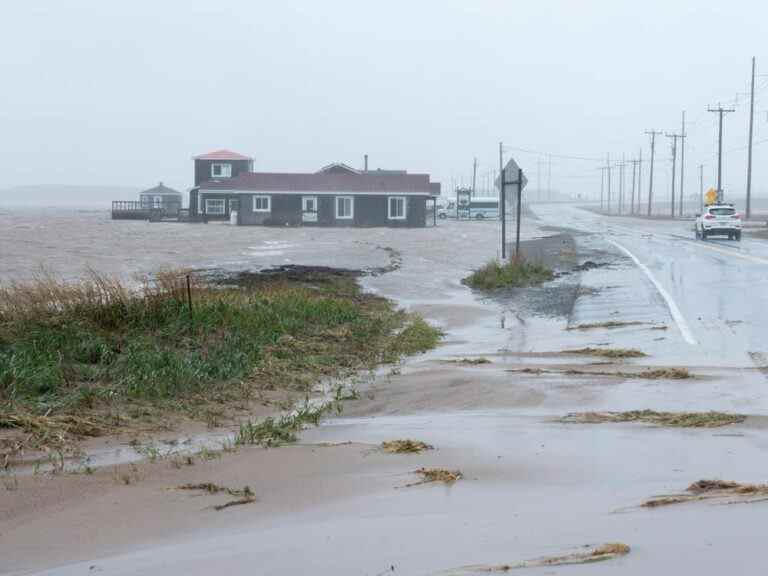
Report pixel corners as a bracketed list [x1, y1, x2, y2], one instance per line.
[0, 270, 441, 453]
[462, 259, 554, 291]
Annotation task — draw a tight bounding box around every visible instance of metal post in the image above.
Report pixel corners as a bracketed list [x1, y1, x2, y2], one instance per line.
[747, 57, 756, 219]
[515, 168, 522, 260]
[186, 274, 193, 316]
[699, 164, 704, 214]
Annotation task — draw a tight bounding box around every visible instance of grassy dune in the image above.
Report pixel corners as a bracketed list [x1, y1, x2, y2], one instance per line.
[0, 270, 440, 455]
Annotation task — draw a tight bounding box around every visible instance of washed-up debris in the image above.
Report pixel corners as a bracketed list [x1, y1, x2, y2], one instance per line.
[177, 483, 256, 510]
[439, 542, 630, 573]
[213, 497, 257, 511]
[445, 357, 492, 365]
[403, 468, 462, 488]
[508, 367, 691, 380]
[382, 439, 434, 454]
[566, 320, 645, 331]
[562, 347, 647, 359]
[559, 410, 745, 428]
[642, 480, 768, 508]
[573, 260, 609, 271]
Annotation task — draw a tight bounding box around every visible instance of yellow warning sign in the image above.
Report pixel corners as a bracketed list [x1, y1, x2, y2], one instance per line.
[705, 188, 718, 205]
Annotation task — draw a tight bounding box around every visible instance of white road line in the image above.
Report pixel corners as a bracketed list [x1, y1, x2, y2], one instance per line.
[607, 239, 698, 346]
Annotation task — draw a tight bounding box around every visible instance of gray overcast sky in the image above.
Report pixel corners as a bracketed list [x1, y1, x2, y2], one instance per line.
[1, 1, 766, 204]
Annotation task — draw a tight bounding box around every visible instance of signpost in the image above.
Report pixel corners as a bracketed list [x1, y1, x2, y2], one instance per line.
[705, 188, 717, 206]
[496, 152, 528, 260]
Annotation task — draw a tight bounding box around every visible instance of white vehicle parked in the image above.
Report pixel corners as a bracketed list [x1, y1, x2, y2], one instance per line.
[695, 203, 742, 241]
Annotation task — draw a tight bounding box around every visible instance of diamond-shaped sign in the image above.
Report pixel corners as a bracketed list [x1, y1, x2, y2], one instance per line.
[495, 158, 528, 191]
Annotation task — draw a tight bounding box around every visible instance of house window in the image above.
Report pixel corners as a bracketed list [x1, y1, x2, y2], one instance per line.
[336, 196, 354, 219]
[253, 195, 271, 212]
[388, 196, 406, 220]
[153, 196, 162, 208]
[211, 163, 232, 178]
[302, 196, 317, 213]
[205, 198, 226, 215]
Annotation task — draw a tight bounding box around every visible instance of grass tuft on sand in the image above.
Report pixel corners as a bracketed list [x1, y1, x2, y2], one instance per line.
[445, 357, 492, 365]
[403, 467, 462, 488]
[462, 259, 553, 291]
[641, 479, 768, 508]
[559, 410, 744, 428]
[177, 482, 256, 511]
[0, 269, 441, 460]
[562, 347, 646, 359]
[381, 439, 433, 454]
[444, 542, 630, 573]
[566, 320, 645, 331]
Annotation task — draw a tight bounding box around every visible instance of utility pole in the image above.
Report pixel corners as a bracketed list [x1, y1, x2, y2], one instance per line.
[666, 132, 682, 218]
[708, 104, 736, 203]
[606, 153, 612, 214]
[646, 130, 662, 216]
[599, 167, 605, 211]
[499, 143, 505, 259]
[629, 158, 639, 215]
[472, 157, 477, 198]
[747, 56, 756, 219]
[679, 111, 686, 216]
[547, 155, 552, 201]
[699, 163, 704, 214]
[637, 149, 643, 214]
[618, 157, 625, 214]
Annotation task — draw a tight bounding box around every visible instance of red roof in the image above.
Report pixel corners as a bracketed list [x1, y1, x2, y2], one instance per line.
[194, 149, 251, 161]
[199, 171, 433, 194]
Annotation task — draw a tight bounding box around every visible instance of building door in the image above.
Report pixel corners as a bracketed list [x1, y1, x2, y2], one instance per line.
[302, 196, 318, 223]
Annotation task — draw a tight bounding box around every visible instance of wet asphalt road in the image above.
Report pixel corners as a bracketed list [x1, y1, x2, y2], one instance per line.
[8, 206, 768, 576]
[538, 205, 768, 370]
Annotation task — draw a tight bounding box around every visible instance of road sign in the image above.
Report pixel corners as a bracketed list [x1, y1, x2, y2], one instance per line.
[495, 158, 529, 191]
[705, 188, 717, 205]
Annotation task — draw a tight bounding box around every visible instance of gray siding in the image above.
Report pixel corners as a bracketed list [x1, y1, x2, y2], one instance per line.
[194, 159, 251, 186]
[236, 193, 427, 227]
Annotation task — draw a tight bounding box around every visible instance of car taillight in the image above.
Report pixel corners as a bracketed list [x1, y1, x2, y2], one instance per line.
[704, 214, 715, 220]
[733, 213, 741, 219]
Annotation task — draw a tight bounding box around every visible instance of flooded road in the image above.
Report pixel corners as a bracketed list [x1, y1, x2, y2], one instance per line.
[4, 206, 768, 575]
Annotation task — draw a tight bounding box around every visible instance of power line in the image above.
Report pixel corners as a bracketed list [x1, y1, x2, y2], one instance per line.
[501, 145, 603, 163]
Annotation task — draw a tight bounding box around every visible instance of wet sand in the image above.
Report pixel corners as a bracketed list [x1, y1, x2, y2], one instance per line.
[3, 206, 768, 575]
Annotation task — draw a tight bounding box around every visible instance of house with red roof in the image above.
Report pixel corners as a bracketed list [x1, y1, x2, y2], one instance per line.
[189, 151, 440, 227]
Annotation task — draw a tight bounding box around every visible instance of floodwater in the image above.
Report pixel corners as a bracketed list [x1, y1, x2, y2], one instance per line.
[3, 205, 768, 575]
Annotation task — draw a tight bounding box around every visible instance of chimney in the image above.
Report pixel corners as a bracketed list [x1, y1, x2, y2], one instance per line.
[364, 154, 368, 172]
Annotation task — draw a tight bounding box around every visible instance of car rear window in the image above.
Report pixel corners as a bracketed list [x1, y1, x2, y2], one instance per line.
[709, 208, 735, 215]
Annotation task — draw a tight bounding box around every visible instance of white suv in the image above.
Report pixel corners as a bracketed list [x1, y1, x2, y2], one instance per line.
[695, 204, 742, 241]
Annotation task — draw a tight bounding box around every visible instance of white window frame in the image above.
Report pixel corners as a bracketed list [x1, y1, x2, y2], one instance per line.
[302, 196, 318, 213]
[336, 196, 354, 219]
[153, 195, 162, 208]
[205, 198, 226, 215]
[388, 196, 407, 220]
[211, 163, 232, 178]
[252, 195, 271, 212]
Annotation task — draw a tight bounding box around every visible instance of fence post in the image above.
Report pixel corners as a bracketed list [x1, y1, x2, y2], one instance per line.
[186, 274, 193, 316]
